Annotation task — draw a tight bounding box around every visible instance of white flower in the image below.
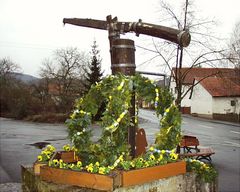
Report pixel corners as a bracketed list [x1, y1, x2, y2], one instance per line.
[74, 109, 79, 114]
[113, 121, 119, 127]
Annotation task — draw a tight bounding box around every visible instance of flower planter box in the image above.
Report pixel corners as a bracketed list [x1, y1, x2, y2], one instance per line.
[34, 151, 78, 175]
[121, 161, 186, 187]
[33, 161, 47, 175]
[52, 151, 79, 163]
[40, 166, 121, 191]
[39, 161, 186, 190]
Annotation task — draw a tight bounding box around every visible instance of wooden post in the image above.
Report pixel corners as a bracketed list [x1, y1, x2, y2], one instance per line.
[110, 38, 136, 157]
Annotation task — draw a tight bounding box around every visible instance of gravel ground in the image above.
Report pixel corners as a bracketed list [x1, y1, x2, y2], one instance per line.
[0, 183, 22, 192]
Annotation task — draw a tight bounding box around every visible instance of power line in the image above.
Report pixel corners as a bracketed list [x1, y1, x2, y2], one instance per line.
[137, 55, 159, 67]
[0, 41, 63, 51]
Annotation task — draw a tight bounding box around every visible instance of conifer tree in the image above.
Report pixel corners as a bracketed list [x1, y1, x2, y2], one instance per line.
[84, 40, 103, 92]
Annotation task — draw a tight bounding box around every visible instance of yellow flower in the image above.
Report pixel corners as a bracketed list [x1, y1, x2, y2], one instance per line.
[117, 81, 125, 91]
[135, 118, 138, 124]
[170, 153, 178, 160]
[59, 159, 64, 168]
[165, 108, 170, 113]
[119, 155, 124, 162]
[53, 159, 59, 167]
[155, 97, 159, 101]
[109, 95, 112, 100]
[144, 162, 149, 167]
[130, 161, 135, 168]
[150, 154, 155, 161]
[63, 144, 71, 152]
[37, 155, 43, 162]
[70, 113, 76, 119]
[45, 150, 52, 156]
[161, 150, 166, 154]
[108, 166, 114, 170]
[139, 158, 144, 162]
[46, 145, 55, 152]
[204, 165, 209, 170]
[158, 154, 163, 161]
[86, 166, 93, 173]
[149, 146, 154, 151]
[95, 162, 100, 167]
[98, 167, 106, 175]
[77, 161, 82, 168]
[117, 118, 121, 123]
[155, 88, 159, 93]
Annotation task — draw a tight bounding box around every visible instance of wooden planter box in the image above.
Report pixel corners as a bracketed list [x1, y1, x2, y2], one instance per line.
[121, 161, 186, 187]
[34, 151, 78, 175]
[39, 161, 186, 190]
[40, 166, 121, 191]
[33, 162, 47, 175]
[53, 151, 79, 163]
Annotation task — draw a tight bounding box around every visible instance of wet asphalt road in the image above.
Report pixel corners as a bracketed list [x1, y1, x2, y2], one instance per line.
[0, 118, 69, 183]
[0, 110, 240, 192]
[139, 109, 240, 192]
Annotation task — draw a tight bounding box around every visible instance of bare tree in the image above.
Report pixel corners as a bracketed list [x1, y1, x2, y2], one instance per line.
[40, 47, 89, 112]
[229, 21, 240, 68]
[0, 57, 21, 81]
[140, 0, 232, 108]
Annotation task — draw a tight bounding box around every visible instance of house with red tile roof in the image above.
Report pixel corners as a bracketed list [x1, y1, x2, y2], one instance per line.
[170, 67, 240, 122]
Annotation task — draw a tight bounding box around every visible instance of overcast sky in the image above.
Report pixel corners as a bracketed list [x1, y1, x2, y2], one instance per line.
[0, 0, 239, 77]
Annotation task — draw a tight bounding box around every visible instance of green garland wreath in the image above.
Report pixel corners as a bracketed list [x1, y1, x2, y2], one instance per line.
[66, 74, 182, 166]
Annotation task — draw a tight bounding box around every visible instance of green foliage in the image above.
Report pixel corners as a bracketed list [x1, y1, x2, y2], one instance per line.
[186, 159, 218, 183]
[133, 73, 173, 117]
[66, 74, 181, 167]
[37, 145, 56, 162]
[155, 104, 182, 150]
[84, 40, 103, 92]
[119, 147, 179, 171]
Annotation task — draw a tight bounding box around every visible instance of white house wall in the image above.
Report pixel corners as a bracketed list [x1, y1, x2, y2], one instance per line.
[191, 83, 213, 115]
[213, 97, 240, 114]
[170, 81, 191, 107]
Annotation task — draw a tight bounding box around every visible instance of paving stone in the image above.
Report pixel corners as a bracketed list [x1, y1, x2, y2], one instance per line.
[0, 183, 22, 192]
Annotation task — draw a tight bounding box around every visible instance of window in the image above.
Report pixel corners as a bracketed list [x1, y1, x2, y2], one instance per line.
[231, 100, 236, 106]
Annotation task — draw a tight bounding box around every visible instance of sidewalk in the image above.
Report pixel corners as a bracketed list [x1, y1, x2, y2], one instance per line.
[0, 183, 22, 192]
[182, 114, 240, 127]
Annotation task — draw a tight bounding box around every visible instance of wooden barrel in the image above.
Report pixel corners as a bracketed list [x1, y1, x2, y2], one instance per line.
[110, 39, 136, 75]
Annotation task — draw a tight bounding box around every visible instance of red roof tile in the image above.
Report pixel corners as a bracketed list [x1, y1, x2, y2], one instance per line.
[172, 68, 240, 85]
[195, 77, 240, 97]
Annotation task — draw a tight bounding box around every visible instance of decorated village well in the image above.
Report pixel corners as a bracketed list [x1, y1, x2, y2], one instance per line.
[22, 15, 218, 192]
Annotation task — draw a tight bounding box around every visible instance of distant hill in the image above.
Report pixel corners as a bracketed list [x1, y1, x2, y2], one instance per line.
[12, 72, 40, 84]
